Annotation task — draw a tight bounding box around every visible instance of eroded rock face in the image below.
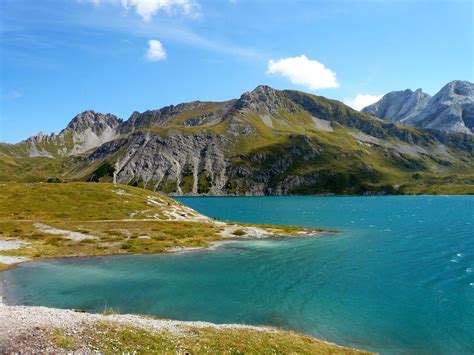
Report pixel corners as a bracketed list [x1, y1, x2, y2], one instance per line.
[80, 130, 340, 196]
[63, 110, 122, 154]
[85, 131, 230, 195]
[363, 80, 474, 134]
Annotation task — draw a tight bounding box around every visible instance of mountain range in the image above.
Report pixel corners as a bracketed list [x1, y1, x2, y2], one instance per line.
[1, 84, 473, 195]
[362, 80, 473, 134]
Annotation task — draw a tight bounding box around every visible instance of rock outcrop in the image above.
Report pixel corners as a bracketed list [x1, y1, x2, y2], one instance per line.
[363, 80, 474, 134]
[11, 110, 122, 158]
[63, 110, 122, 154]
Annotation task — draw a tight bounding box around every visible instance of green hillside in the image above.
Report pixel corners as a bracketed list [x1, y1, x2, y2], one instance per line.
[1, 86, 473, 195]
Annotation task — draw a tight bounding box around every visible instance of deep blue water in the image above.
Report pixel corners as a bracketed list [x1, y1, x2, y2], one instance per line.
[2, 196, 474, 354]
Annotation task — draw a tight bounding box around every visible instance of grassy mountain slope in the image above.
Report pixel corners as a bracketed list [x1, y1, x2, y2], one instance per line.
[1, 86, 473, 194]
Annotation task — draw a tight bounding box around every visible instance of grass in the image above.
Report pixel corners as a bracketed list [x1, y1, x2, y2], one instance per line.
[50, 329, 79, 351]
[102, 306, 120, 315]
[0, 182, 312, 262]
[51, 321, 370, 354]
[0, 181, 177, 221]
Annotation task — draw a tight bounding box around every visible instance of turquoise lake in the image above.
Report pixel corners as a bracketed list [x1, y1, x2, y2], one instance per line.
[2, 196, 474, 354]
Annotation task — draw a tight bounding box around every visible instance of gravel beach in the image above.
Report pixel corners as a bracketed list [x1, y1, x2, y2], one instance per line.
[0, 304, 272, 352]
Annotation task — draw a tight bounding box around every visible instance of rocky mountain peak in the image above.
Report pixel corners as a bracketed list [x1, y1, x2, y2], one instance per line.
[437, 80, 473, 98]
[64, 110, 122, 135]
[362, 88, 431, 122]
[53, 110, 122, 155]
[362, 80, 473, 134]
[252, 85, 276, 94]
[25, 131, 52, 143]
[234, 85, 288, 113]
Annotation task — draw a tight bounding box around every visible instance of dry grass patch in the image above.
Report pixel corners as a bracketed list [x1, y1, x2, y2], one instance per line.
[57, 321, 371, 354]
[0, 183, 315, 262]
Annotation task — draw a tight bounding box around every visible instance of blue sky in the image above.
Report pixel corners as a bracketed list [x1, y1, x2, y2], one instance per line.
[1, 0, 472, 143]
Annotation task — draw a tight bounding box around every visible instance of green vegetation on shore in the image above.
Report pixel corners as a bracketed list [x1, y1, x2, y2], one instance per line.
[0, 182, 313, 262]
[50, 321, 370, 354]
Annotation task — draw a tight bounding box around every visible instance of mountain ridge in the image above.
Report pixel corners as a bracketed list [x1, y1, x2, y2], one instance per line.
[1, 85, 473, 195]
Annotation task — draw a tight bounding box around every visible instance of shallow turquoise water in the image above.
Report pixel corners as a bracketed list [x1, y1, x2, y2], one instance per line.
[3, 196, 474, 354]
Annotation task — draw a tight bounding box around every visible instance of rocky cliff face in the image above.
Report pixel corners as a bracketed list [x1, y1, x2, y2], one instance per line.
[2, 85, 474, 195]
[63, 110, 122, 154]
[363, 80, 474, 134]
[86, 130, 230, 194]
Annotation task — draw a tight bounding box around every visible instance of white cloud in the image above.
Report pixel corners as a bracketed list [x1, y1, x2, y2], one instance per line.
[76, 0, 260, 59]
[266, 55, 339, 90]
[82, 0, 200, 22]
[344, 94, 382, 111]
[146, 39, 167, 61]
[123, 0, 200, 21]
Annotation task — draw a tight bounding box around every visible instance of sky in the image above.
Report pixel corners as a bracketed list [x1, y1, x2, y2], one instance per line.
[0, 0, 472, 143]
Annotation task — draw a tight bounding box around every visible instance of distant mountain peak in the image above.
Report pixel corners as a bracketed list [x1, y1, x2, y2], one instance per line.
[252, 84, 276, 93]
[363, 80, 473, 134]
[18, 110, 123, 158]
[64, 110, 122, 134]
[235, 85, 289, 113]
[438, 80, 473, 97]
[362, 88, 431, 123]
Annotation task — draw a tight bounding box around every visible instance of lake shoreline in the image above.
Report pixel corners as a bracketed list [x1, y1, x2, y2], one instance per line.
[0, 232, 368, 353]
[0, 233, 327, 307]
[0, 302, 368, 353]
[0, 228, 325, 272]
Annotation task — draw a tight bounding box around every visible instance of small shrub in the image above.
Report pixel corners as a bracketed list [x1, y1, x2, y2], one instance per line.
[78, 239, 95, 244]
[46, 236, 64, 245]
[232, 229, 246, 236]
[75, 229, 90, 234]
[47, 177, 64, 183]
[51, 329, 78, 350]
[105, 230, 124, 237]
